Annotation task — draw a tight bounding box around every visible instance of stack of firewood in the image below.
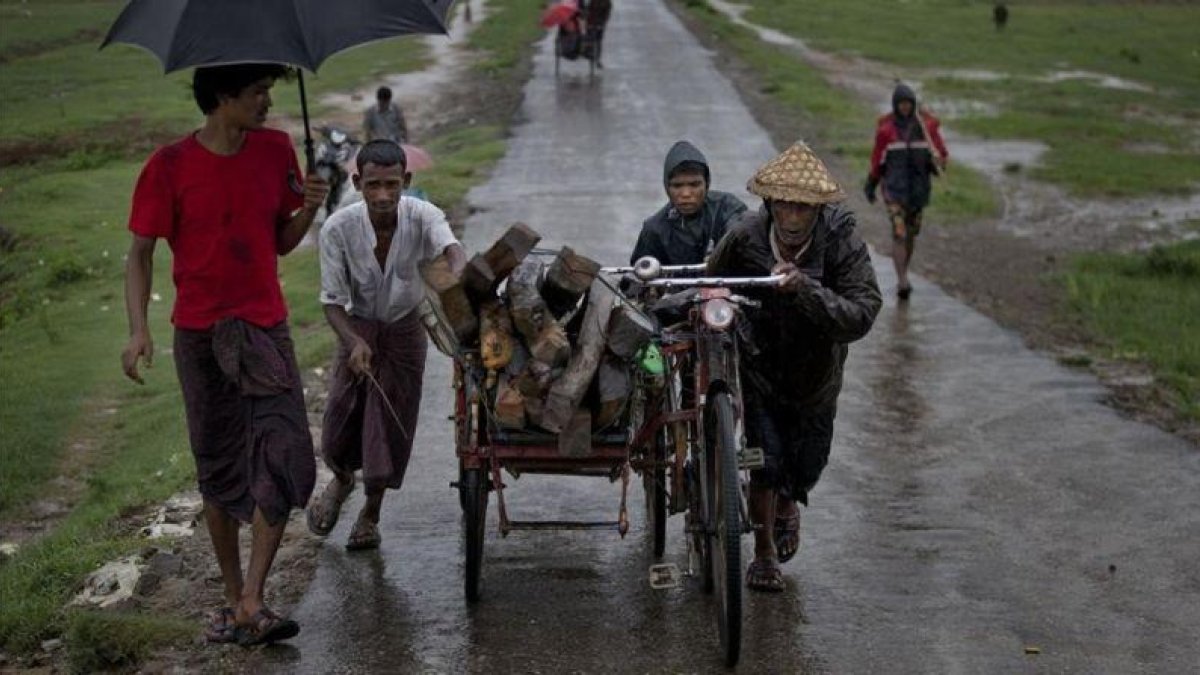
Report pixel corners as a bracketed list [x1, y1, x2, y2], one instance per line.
[420, 223, 656, 451]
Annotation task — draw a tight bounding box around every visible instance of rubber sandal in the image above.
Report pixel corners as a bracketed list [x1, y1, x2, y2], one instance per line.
[746, 557, 785, 593]
[345, 517, 381, 551]
[204, 607, 238, 644]
[306, 476, 355, 536]
[236, 608, 299, 647]
[774, 508, 801, 564]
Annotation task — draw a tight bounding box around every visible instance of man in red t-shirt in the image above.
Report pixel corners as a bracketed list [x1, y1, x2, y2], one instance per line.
[120, 63, 327, 647]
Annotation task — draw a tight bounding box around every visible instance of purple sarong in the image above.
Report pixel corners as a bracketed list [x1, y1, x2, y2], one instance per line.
[174, 320, 316, 525]
[321, 312, 427, 491]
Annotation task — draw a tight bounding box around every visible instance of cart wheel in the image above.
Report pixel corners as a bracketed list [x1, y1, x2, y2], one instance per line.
[462, 468, 488, 603]
[705, 391, 742, 667]
[644, 431, 667, 558]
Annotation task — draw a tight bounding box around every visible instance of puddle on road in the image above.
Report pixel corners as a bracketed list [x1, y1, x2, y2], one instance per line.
[704, 0, 1198, 251]
[319, 0, 490, 136]
[926, 67, 1154, 93]
[1038, 69, 1154, 93]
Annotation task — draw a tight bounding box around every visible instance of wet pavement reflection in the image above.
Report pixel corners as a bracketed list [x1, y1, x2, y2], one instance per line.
[256, 1, 1200, 672]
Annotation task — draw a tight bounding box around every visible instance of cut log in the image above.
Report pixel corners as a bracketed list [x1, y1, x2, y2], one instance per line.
[462, 223, 542, 304]
[529, 322, 571, 368]
[482, 222, 541, 279]
[480, 301, 514, 335]
[494, 379, 526, 430]
[557, 409, 593, 457]
[541, 278, 617, 432]
[507, 258, 548, 343]
[524, 395, 545, 429]
[607, 301, 656, 360]
[594, 354, 632, 429]
[462, 253, 498, 303]
[516, 360, 553, 399]
[419, 255, 477, 345]
[543, 246, 602, 317]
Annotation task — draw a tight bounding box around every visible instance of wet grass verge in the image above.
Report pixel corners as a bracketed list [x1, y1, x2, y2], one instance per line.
[737, 0, 1200, 199]
[673, 0, 997, 223]
[0, 16, 429, 160]
[64, 611, 195, 674]
[1, 0, 547, 666]
[1065, 241, 1200, 423]
[0, 247, 332, 655]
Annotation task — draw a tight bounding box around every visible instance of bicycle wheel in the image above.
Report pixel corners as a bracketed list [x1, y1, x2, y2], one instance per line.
[705, 391, 742, 666]
[462, 468, 488, 603]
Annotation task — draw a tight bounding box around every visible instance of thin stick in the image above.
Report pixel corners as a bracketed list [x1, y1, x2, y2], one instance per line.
[364, 371, 410, 440]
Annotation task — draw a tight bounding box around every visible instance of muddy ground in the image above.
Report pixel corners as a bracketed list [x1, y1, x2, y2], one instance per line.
[673, 0, 1198, 445]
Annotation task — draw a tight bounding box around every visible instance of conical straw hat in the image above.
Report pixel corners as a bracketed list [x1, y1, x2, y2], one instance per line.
[747, 141, 845, 204]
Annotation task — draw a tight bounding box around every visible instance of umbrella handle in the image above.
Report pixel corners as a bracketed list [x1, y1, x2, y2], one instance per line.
[297, 70, 316, 173]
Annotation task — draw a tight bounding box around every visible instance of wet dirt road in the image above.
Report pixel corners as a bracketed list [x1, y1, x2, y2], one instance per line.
[257, 2, 1200, 672]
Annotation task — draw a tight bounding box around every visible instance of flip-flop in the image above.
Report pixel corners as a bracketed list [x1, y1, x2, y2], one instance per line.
[746, 557, 785, 593]
[774, 507, 801, 564]
[203, 607, 238, 644]
[306, 475, 355, 537]
[345, 517, 381, 551]
[236, 608, 300, 647]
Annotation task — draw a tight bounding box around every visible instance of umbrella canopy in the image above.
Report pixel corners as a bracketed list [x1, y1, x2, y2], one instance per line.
[401, 144, 433, 172]
[102, 0, 454, 72]
[101, 0, 455, 168]
[346, 143, 433, 176]
[540, 1, 578, 29]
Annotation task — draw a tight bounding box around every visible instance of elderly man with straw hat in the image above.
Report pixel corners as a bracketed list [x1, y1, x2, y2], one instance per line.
[707, 141, 881, 592]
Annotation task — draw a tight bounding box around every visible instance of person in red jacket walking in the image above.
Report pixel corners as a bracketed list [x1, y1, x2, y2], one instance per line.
[864, 83, 948, 300]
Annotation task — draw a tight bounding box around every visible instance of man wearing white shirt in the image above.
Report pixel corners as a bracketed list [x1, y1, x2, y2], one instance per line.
[307, 140, 466, 549]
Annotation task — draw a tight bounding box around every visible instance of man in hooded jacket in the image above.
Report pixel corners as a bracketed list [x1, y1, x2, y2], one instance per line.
[864, 83, 948, 300]
[709, 142, 881, 592]
[630, 140, 747, 266]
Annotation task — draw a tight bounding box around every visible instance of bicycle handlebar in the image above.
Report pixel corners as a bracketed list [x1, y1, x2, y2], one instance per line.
[644, 274, 787, 289]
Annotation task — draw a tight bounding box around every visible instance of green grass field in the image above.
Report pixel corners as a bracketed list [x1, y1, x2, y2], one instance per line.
[0, 0, 546, 660]
[679, 0, 998, 222]
[687, 0, 1199, 421]
[739, 0, 1200, 197]
[1066, 240, 1200, 421]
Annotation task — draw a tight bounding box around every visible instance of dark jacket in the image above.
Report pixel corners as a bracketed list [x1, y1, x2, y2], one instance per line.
[868, 84, 948, 210]
[630, 141, 747, 265]
[707, 204, 881, 409]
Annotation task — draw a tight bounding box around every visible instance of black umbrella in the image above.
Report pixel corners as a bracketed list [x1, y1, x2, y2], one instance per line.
[101, 0, 455, 169]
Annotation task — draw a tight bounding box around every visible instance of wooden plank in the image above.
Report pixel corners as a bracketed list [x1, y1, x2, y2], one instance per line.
[541, 278, 616, 432]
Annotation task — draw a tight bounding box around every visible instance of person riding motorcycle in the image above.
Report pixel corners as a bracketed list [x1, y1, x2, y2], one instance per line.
[314, 125, 359, 216]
